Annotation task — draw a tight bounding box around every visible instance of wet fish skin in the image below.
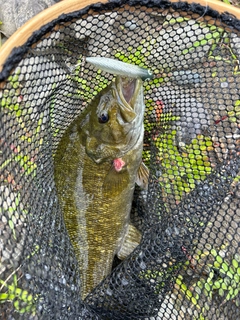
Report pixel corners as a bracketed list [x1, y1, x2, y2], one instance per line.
[54, 76, 147, 299]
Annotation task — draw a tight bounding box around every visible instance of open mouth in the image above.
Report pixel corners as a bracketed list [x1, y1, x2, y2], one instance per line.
[115, 76, 140, 123]
[121, 78, 137, 103]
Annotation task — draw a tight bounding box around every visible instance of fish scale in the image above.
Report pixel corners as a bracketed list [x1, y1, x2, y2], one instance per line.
[54, 76, 148, 299]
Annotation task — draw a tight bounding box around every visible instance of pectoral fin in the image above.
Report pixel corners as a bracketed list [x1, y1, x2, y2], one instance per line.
[135, 161, 149, 190]
[103, 166, 130, 194]
[117, 224, 142, 260]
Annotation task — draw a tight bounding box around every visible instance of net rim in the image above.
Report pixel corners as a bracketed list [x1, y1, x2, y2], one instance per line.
[0, 0, 240, 75]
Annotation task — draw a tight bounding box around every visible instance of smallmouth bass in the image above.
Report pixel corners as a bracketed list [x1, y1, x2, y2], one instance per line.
[54, 76, 148, 299]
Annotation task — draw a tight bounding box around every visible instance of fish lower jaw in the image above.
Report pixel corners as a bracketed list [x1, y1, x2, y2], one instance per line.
[89, 154, 110, 164]
[88, 150, 117, 164]
[86, 150, 104, 164]
[91, 157, 104, 164]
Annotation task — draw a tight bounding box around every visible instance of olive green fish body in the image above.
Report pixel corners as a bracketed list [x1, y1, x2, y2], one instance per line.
[54, 77, 147, 299]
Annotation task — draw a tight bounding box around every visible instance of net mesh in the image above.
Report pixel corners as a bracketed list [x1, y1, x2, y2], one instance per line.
[0, 0, 240, 319]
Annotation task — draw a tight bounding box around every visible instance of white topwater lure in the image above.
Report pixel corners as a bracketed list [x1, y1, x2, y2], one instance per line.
[86, 56, 153, 80]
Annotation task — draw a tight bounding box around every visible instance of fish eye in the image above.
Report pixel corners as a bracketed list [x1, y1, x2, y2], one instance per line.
[98, 112, 109, 123]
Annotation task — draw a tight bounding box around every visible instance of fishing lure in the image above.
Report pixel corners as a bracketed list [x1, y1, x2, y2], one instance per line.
[86, 56, 153, 80]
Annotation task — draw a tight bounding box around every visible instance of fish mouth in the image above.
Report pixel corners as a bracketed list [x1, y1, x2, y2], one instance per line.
[117, 76, 141, 104]
[121, 78, 137, 103]
[86, 76, 144, 164]
[115, 76, 142, 123]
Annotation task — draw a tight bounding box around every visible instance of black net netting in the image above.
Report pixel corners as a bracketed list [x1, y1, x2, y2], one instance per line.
[0, 0, 240, 319]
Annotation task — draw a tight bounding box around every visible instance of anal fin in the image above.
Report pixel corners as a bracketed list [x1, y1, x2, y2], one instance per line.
[117, 224, 142, 260]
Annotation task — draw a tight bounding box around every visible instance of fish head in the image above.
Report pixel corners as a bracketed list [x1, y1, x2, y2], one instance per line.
[83, 76, 145, 163]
